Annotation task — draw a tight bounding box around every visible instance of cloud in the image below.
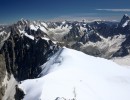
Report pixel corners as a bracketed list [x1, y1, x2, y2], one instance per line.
[96, 9, 130, 12]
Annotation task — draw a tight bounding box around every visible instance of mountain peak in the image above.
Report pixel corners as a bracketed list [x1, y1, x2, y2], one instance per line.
[119, 14, 130, 27]
[122, 14, 129, 19]
[16, 18, 29, 25]
[124, 14, 128, 17]
[20, 18, 27, 22]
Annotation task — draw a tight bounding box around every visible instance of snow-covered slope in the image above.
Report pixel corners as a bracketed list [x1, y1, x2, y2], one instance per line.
[112, 55, 130, 66]
[19, 48, 130, 100]
[29, 21, 48, 33]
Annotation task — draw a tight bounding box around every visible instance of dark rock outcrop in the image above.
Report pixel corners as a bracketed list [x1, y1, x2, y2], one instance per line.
[2, 28, 57, 81]
[0, 52, 6, 100]
[0, 24, 59, 99]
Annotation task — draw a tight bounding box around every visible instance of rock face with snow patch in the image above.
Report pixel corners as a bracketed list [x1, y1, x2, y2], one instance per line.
[1, 15, 130, 59]
[0, 22, 59, 99]
[59, 15, 130, 58]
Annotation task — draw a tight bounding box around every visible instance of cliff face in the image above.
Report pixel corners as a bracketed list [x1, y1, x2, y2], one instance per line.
[0, 53, 6, 100]
[0, 25, 58, 99]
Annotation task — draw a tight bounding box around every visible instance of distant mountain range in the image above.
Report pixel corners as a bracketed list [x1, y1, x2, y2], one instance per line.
[1, 14, 130, 58]
[0, 14, 130, 100]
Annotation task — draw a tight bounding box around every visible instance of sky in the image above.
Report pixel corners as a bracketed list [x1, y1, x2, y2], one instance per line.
[0, 0, 130, 24]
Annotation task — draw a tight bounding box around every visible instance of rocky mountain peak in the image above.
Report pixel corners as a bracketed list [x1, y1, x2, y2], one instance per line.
[119, 14, 130, 27]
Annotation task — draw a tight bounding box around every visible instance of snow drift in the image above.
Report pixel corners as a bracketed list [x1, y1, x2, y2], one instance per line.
[19, 48, 130, 100]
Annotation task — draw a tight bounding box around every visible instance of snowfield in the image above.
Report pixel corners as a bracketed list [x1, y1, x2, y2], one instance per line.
[112, 55, 130, 67]
[19, 48, 130, 100]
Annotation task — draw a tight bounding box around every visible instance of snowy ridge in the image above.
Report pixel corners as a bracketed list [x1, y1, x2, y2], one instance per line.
[19, 30, 34, 40]
[0, 31, 10, 43]
[38, 48, 63, 77]
[19, 48, 130, 100]
[29, 21, 48, 33]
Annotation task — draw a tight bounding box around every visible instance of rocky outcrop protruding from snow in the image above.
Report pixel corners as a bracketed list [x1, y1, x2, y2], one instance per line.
[2, 27, 58, 81]
[119, 14, 130, 27]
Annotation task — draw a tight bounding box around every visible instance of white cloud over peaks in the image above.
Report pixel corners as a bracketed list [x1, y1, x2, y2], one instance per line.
[96, 9, 130, 12]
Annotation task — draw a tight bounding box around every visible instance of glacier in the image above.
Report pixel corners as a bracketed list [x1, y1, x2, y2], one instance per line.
[18, 48, 130, 100]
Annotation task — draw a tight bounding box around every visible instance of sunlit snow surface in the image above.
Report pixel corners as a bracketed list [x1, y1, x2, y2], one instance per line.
[19, 48, 130, 100]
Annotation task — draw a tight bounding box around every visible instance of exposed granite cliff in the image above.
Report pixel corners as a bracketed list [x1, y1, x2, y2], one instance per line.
[0, 25, 59, 99]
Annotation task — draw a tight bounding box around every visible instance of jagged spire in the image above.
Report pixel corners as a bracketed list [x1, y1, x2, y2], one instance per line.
[122, 14, 129, 20]
[119, 14, 130, 27]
